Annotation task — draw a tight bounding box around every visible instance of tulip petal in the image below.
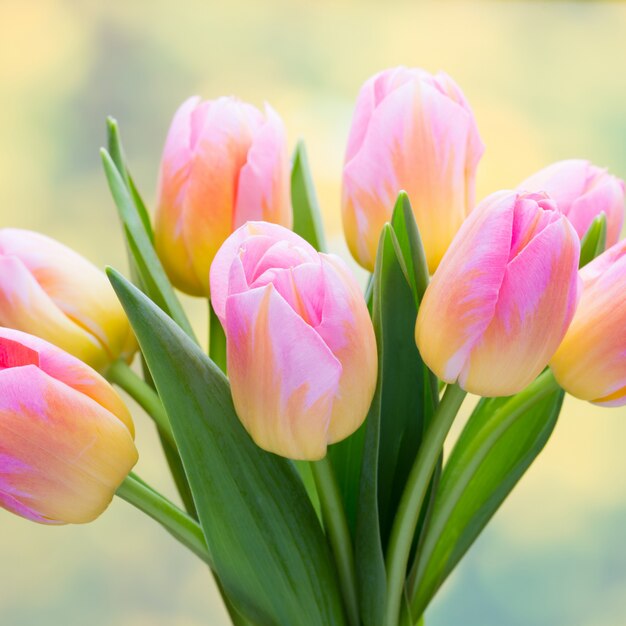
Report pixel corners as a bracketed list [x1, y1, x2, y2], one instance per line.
[317, 255, 377, 442]
[233, 104, 292, 229]
[225, 284, 341, 460]
[550, 241, 626, 404]
[0, 329, 134, 436]
[210, 222, 317, 322]
[416, 191, 515, 384]
[343, 70, 483, 272]
[0, 365, 137, 524]
[0, 229, 135, 367]
[463, 217, 580, 396]
[0, 255, 108, 371]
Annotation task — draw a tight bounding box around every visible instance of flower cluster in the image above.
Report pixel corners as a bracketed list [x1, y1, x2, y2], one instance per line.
[0, 62, 625, 626]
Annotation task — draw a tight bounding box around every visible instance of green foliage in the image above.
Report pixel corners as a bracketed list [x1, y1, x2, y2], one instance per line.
[291, 140, 327, 252]
[108, 269, 346, 626]
[355, 209, 434, 626]
[579, 213, 608, 268]
[100, 136, 196, 341]
[408, 373, 564, 621]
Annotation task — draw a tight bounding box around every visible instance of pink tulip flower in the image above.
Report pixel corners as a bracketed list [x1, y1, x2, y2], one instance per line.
[0, 328, 137, 524]
[342, 66, 484, 273]
[210, 222, 377, 460]
[0, 229, 136, 373]
[416, 191, 580, 397]
[519, 159, 624, 246]
[550, 239, 626, 406]
[155, 96, 292, 296]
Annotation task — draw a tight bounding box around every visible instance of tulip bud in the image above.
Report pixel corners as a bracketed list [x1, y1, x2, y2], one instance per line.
[416, 191, 580, 397]
[342, 66, 484, 274]
[0, 328, 137, 524]
[210, 222, 377, 460]
[155, 96, 292, 296]
[0, 229, 136, 373]
[550, 240, 626, 406]
[519, 159, 625, 246]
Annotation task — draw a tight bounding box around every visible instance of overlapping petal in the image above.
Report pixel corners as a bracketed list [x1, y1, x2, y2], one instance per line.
[416, 191, 580, 396]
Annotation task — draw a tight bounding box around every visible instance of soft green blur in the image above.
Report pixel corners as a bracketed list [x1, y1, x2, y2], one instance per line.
[1, 1, 625, 625]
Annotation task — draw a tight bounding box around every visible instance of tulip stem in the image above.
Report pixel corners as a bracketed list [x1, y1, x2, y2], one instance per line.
[310, 456, 360, 626]
[107, 360, 176, 449]
[384, 383, 467, 626]
[116, 472, 212, 566]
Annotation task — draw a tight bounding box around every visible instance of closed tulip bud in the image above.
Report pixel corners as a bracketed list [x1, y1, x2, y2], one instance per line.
[342, 66, 484, 274]
[210, 222, 377, 460]
[0, 328, 137, 524]
[416, 191, 580, 397]
[550, 240, 626, 406]
[0, 229, 136, 373]
[519, 159, 625, 246]
[155, 96, 292, 296]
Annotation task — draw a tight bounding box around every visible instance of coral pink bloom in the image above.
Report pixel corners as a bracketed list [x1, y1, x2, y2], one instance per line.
[342, 66, 484, 273]
[0, 229, 136, 373]
[519, 159, 624, 246]
[416, 191, 580, 397]
[0, 328, 137, 524]
[155, 96, 292, 297]
[550, 239, 626, 406]
[210, 222, 377, 460]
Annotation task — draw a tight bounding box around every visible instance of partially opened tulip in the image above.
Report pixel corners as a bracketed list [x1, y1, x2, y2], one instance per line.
[519, 159, 625, 246]
[342, 66, 484, 273]
[416, 191, 580, 397]
[550, 240, 626, 405]
[210, 222, 377, 460]
[155, 96, 292, 297]
[0, 328, 137, 524]
[0, 229, 136, 373]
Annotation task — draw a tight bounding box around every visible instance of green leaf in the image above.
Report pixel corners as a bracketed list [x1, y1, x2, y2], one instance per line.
[408, 372, 564, 619]
[579, 213, 608, 268]
[390, 192, 430, 306]
[355, 225, 435, 626]
[101, 149, 197, 341]
[333, 193, 435, 538]
[108, 269, 346, 626]
[106, 117, 154, 241]
[291, 140, 327, 252]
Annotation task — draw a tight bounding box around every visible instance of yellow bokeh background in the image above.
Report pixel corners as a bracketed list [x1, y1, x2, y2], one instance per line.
[1, 1, 625, 625]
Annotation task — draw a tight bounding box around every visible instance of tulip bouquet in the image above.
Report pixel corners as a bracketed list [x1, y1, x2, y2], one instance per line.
[1, 66, 624, 626]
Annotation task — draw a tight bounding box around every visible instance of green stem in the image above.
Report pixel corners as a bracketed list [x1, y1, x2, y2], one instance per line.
[107, 360, 176, 449]
[404, 370, 560, 622]
[310, 456, 360, 626]
[209, 301, 227, 373]
[384, 384, 467, 626]
[116, 472, 212, 566]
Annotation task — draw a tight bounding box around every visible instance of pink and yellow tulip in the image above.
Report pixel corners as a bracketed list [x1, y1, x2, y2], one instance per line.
[342, 66, 484, 273]
[416, 191, 580, 397]
[550, 239, 626, 406]
[0, 328, 137, 524]
[210, 222, 377, 460]
[519, 159, 624, 246]
[0, 229, 136, 373]
[155, 96, 292, 297]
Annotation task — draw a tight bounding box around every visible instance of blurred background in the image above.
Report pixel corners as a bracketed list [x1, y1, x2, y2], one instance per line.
[1, 1, 625, 624]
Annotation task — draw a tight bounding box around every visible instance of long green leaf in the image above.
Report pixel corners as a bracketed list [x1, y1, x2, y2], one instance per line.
[106, 117, 154, 241]
[333, 193, 435, 537]
[355, 224, 432, 626]
[101, 149, 196, 341]
[291, 140, 327, 252]
[408, 372, 564, 620]
[108, 268, 346, 626]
